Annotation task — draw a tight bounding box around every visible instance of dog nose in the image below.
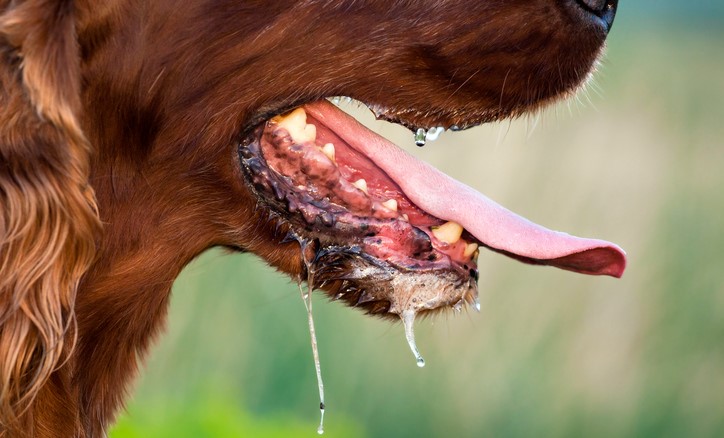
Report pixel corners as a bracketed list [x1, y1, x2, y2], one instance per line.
[575, 0, 618, 31]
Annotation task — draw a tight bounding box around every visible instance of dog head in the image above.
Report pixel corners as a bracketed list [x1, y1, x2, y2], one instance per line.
[0, 0, 624, 432]
[79, 0, 622, 311]
[77, 0, 625, 317]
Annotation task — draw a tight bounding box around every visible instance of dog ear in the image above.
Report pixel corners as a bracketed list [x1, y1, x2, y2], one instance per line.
[0, 0, 99, 431]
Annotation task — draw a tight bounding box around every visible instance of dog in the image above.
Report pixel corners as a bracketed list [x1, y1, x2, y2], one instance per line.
[0, 0, 625, 435]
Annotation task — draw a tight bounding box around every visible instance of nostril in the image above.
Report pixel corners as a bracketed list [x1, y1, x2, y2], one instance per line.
[578, 0, 607, 13]
[575, 0, 618, 31]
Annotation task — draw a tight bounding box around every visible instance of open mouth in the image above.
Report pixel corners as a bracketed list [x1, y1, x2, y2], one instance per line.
[238, 99, 626, 318]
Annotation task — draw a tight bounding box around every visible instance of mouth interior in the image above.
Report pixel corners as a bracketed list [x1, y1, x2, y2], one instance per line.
[247, 105, 480, 275]
[241, 98, 626, 287]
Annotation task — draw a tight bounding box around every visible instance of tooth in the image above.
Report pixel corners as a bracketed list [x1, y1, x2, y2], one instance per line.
[352, 178, 368, 194]
[322, 143, 335, 162]
[401, 214, 409, 222]
[274, 108, 316, 143]
[464, 242, 479, 258]
[302, 123, 317, 143]
[432, 221, 463, 244]
[381, 199, 398, 212]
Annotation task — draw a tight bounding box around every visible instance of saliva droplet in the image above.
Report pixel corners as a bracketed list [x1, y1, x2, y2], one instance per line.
[401, 310, 425, 368]
[317, 406, 325, 435]
[297, 265, 326, 435]
[425, 126, 444, 142]
[414, 128, 427, 147]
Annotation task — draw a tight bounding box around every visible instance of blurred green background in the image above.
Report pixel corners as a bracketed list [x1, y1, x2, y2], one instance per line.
[111, 3, 724, 437]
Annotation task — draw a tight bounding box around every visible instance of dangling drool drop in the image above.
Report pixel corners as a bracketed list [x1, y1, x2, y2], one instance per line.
[298, 239, 326, 435]
[414, 128, 427, 147]
[299, 281, 326, 434]
[401, 310, 425, 368]
[425, 126, 444, 142]
[317, 404, 325, 435]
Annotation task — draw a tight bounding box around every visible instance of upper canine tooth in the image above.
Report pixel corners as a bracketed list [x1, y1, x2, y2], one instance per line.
[352, 178, 368, 194]
[381, 199, 398, 212]
[275, 108, 316, 143]
[322, 143, 336, 162]
[464, 242, 479, 258]
[432, 221, 463, 244]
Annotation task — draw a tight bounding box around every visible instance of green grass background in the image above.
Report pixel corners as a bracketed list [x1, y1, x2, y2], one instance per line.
[111, 5, 724, 438]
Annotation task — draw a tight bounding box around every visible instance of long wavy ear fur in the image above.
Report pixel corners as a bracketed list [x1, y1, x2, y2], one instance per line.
[0, 0, 99, 433]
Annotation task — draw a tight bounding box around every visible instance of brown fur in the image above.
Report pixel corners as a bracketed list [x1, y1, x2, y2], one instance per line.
[0, 0, 612, 435]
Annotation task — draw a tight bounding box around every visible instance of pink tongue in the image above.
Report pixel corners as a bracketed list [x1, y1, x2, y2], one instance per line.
[305, 101, 626, 278]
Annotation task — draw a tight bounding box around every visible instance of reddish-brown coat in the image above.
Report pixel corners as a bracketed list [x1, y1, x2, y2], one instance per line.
[1, 0, 609, 435]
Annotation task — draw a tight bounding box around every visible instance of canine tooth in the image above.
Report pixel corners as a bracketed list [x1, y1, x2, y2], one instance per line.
[431, 221, 463, 244]
[401, 214, 409, 222]
[464, 242, 479, 258]
[414, 128, 426, 147]
[275, 108, 316, 143]
[381, 199, 398, 212]
[352, 178, 368, 194]
[303, 124, 317, 143]
[322, 143, 335, 162]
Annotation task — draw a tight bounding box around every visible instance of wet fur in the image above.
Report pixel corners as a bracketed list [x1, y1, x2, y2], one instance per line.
[0, 0, 609, 435]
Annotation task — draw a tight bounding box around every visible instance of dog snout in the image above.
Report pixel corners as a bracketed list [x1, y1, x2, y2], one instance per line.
[575, 0, 618, 31]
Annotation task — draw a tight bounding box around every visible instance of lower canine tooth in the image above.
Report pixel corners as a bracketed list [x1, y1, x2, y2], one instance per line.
[352, 178, 368, 194]
[381, 199, 398, 211]
[464, 242, 479, 258]
[322, 143, 335, 162]
[432, 221, 463, 244]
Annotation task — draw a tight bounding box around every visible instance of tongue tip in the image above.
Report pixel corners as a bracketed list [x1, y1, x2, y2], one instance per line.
[546, 243, 627, 278]
[497, 242, 627, 278]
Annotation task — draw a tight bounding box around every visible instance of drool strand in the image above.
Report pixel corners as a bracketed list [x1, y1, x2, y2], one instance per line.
[401, 309, 425, 368]
[299, 241, 326, 435]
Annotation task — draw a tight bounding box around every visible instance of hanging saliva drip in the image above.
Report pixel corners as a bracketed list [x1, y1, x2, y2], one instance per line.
[414, 128, 427, 147]
[415, 127, 446, 147]
[425, 126, 445, 142]
[401, 310, 425, 368]
[298, 240, 326, 435]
